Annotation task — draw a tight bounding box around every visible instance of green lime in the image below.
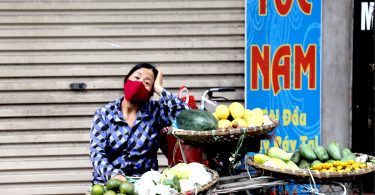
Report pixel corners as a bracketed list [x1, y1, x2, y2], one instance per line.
[119, 182, 135, 195]
[103, 190, 116, 195]
[91, 184, 105, 195]
[106, 179, 122, 192]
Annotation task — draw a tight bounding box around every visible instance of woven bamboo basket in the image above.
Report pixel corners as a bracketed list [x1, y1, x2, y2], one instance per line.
[247, 153, 375, 181]
[87, 168, 219, 195]
[170, 119, 279, 144]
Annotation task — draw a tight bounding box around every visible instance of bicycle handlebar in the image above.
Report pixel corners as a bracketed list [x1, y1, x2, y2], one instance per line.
[207, 87, 236, 93]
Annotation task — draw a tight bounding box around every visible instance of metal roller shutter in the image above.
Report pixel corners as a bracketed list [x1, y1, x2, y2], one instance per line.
[0, 0, 244, 194]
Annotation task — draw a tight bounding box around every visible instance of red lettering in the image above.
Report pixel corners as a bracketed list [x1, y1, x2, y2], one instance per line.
[251, 45, 270, 90]
[272, 45, 291, 95]
[297, 0, 312, 15]
[275, 0, 293, 16]
[259, 0, 267, 15]
[294, 44, 316, 89]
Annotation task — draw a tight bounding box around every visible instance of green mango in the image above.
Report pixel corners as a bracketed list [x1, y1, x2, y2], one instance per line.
[290, 151, 301, 164]
[299, 144, 317, 161]
[267, 147, 290, 161]
[268, 158, 288, 169]
[314, 146, 329, 162]
[286, 160, 299, 170]
[326, 141, 341, 160]
[341, 148, 356, 162]
[298, 159, 311, 169]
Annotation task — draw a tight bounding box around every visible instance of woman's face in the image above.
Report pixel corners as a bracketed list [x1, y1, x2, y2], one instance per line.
[128, 68, 155, 92]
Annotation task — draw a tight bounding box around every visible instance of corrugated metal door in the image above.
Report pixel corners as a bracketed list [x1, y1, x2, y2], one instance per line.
[0, 0, 244, 194]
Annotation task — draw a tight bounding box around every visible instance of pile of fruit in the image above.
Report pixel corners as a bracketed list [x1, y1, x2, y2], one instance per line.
[136, 162, 212, 195]
[253, 141, 372, 173]
[90, 179, 135, 195]
[253, 147, 300, 170]
[90, 162, 212, 195]
[175, 102, 272, 131]
[211, 102, 272, 129]
[291, 141, 368, 173]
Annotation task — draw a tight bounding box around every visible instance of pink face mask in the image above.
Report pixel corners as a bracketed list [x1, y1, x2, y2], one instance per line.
[123, 80, 151, 103]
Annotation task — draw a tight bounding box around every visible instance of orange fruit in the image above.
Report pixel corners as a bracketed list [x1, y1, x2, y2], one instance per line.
[352, 162, 360, 169]
[322, 162, 333, 169]
[347, 160, 355, 165]
[328, 167, 337, 172]
[340, 161, 348, 167]
[313, 164, 322, 171]
[333, 161, 340, 167]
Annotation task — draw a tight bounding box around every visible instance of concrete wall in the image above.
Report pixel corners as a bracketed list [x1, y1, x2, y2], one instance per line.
[321, 0, 353, 147]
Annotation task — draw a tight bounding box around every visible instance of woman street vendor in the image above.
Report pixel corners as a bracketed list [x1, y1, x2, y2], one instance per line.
[89, 63, 189, 184]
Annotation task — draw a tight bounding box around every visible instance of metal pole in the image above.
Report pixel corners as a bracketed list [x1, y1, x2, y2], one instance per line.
[372, 7, 375, 195]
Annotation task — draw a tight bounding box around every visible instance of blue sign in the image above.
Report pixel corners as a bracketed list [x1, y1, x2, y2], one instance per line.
[245, 0, 322, 153]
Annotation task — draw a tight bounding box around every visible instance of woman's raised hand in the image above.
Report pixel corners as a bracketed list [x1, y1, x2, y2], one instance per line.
[154, 68, 164, 96]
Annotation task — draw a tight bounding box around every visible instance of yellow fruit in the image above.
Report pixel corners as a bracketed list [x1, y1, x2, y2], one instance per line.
[252, 108, 264, 116]
[321, 169, 328, 172]
[246, 108, 264, 127]
[254, 154, 271, 164]
[336, 165, 343, 171]
[268, 158, 288, 169]
[360, 164, 367, 169]
[243, 109, 253, 120]
[347, 159, 355, 165]
[216, 104, 230, 120]
[218, 119, 231, 129]
[354, 168, 361, 171]
[345, 167, 352, 172]
[322, 163, 333, 169]
[352, 162, 360, 169]
[229, 102, 245, 119]
[246, 115, 264, 127]
[333, 161, 340, 167]
[340, 161, 348, 167]
[328, 167, 337, 172]
[312, 164, 322, 171]
[231, 118, 247, 128]
[212, 112, 219, 121]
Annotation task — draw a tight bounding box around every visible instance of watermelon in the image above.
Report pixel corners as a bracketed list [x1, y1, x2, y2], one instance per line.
[176, 109, 218, 131]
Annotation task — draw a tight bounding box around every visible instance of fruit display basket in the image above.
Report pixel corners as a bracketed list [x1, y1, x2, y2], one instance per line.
[170, 119, 279, 144]
[246, 153, 375, 181]
[86, 168, 219, 195]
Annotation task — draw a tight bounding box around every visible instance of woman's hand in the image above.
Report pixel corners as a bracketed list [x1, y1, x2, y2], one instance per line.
[154, 68, 164, 96]
[112, 174, 127, 182]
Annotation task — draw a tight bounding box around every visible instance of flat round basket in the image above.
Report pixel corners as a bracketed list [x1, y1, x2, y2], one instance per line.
[247, 153, 375, 181]
[177, 168, 219, 195]
[171, 119, 279, 144]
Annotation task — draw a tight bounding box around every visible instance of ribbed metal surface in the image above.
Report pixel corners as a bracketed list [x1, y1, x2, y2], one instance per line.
[0, 0, 244, 194]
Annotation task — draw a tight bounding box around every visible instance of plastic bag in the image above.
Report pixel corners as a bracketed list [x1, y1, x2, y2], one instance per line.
[178, 86, 197, 109]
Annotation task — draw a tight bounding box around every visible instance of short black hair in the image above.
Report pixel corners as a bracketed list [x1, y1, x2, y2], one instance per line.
[124, 62, 159, 95]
